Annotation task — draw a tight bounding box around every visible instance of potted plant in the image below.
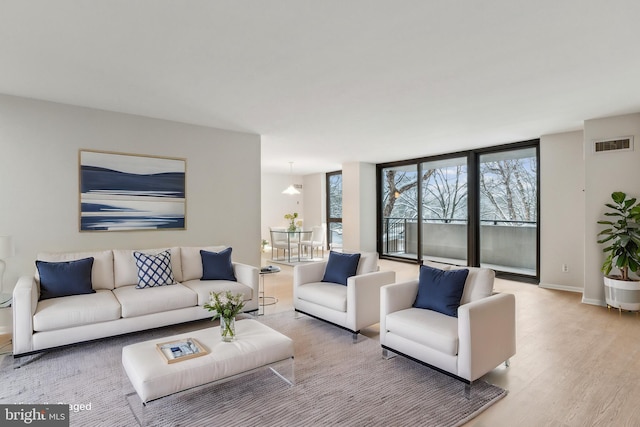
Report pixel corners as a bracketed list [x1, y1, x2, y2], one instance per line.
[284, 212, 301, 232]
[597, 191, 640, 312]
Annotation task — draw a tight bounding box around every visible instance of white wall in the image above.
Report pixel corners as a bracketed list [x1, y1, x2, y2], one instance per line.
[539, 130, 585, 292]
[583, 113, 640, 305]
[0, 94, 261, 293]
[302, 173, 326, 230]
[342, 162, 376, 252]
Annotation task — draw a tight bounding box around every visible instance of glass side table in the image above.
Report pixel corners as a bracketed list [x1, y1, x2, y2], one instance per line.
[259, 266, 280, 316]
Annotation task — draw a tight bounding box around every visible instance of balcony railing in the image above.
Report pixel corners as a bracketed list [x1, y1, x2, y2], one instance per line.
[383, 217, 537, 273]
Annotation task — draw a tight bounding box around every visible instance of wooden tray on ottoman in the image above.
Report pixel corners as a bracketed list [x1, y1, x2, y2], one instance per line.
[156, 338, 208, 364]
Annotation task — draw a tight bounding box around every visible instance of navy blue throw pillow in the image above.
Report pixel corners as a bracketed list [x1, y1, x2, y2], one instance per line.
[321, 251, 361, 286]
[36, 257, 96, 300]
[200, 248, 237, 281]
[413, 265, 469, 317]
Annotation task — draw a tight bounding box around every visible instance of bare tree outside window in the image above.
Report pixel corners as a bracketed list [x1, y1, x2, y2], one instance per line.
[379, 143, 538, 276]
[422, 165, 467, 223]
[480, 156, 537, 224]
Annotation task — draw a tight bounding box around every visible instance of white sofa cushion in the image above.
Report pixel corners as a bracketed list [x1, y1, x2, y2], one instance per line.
[296, 282, 347, 312]
[36, 250, 115, 290]
[113, 247, 183, 288]
[180, 246, 226, 281]
[33, 290, 121, 332]
[386, 307, 459, 356]
[112, 284, 197, 318]
[181, 279, 253, 306]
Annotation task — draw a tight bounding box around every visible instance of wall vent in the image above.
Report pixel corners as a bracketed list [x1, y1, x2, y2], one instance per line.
[593, 136, 634, 153]
[294, 184, 303, 190]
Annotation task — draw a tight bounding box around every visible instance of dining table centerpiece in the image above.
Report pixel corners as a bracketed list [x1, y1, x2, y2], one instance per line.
[203, 290, 245, 342]
[284, 212, 302, 232]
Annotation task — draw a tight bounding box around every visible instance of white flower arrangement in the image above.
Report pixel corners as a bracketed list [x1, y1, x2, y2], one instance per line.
[203, 290, 245, 320]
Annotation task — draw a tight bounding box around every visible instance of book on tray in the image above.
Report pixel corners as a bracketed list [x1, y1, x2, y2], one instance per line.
[156, 338, 208, 363]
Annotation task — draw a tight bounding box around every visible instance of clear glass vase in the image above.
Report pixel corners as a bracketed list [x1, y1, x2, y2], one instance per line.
[220, 316, 236, 342]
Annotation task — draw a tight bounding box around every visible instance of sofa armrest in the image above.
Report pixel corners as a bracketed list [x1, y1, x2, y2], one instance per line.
[346, 270, 396, 331]
[293, 261, 328, 288]
[457, 292, 516, 382]
[232, 262, 259, 298]
[380, 280, 419, 345]
[380, 280, 419, 316]
[13, 276, 38, 355]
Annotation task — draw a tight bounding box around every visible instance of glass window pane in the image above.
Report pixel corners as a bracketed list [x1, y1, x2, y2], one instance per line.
[327, 172, 342, 251]
[328, 174, 342, 219]
[329, 222, 342, 250]
[479, 147, 537, 275]
[381, 164, 419, 260]
[421, 157, 468, 265]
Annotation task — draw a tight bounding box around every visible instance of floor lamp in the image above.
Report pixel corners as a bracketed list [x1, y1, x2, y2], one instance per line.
[0, 236, 15, 297]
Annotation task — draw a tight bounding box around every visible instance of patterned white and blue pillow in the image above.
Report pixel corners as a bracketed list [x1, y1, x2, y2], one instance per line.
[133, 250, 175, 288]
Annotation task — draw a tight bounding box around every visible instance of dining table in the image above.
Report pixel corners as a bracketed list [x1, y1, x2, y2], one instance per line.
[271, 229, 313, 262]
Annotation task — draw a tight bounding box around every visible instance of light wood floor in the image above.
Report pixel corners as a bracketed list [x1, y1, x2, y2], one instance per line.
[261, 255, 640, 427]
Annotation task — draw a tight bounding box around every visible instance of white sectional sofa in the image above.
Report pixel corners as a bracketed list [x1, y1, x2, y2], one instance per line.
[12, 246, 258, 357]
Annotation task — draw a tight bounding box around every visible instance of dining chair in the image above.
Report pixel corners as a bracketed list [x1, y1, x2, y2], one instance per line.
[300, 225, 325, 259]
[269, 227, 290, 260]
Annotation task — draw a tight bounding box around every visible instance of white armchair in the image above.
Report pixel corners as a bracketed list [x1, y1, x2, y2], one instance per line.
[294, 252, 396, 341]
[380, 262, 515, 389]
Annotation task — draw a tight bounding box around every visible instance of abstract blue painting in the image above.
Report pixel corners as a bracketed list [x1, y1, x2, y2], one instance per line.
[79, 150, 186, 231]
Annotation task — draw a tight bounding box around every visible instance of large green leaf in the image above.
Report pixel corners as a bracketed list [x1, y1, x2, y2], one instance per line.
[612, 192, 627, 204]
[598, 236, 616, 244]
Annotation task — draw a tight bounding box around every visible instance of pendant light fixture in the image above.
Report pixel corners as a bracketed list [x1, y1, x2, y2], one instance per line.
[282, 162, 301, 195]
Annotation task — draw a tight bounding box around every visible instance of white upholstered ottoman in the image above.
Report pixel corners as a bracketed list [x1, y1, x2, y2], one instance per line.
[122, 319, 294, 404]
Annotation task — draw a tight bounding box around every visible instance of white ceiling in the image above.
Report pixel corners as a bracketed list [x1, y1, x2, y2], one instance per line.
[2, 1, 640, 175]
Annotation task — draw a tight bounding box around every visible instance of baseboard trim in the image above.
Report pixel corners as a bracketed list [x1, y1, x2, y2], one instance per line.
[581, 297, 606, 307]
[538, 283, 583, 293]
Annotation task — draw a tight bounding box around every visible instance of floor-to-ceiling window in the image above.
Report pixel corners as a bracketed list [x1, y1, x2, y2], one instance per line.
[478, 146, 537, 276]
[326, 171, 342, 250]
[421, 156, 468, 266]
[380, 163, 419, 260]
[377, 140, 539, 282]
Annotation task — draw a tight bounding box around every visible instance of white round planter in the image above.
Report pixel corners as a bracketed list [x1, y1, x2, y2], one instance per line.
[604, 276, 640, 312]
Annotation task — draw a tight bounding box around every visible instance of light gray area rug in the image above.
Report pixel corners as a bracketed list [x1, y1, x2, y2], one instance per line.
[0, 312, 506, 426]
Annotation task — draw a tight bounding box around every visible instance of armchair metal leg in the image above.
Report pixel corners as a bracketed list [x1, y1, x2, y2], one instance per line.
[382, 348, 397, 360]
[464, 383, 472, 400]
[505, 359, 510, 368]
[352, 332, 359, 343]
